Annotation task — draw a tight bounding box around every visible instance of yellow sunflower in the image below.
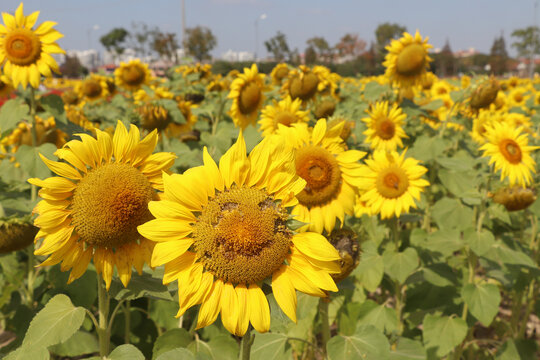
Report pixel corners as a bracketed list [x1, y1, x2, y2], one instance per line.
[76, 74, 109, 102]
[275, 119, 366, 233]
[359, 150, 430, 219]
[470, 110, 498, 144]
[114, 59, 151, 92]
[2, 115, 66, 151]
[0, 2, 64, 89]
[0, 73, 14, 97]
[479, 122, 538, 186]
[228, 64, 266, 130]
[28, 121, 176, 288]
[259, 96, 309, 136]
[164, 97, 198, 137]
[138, 133, 340, 336]
[383, 31, 433, 88]
[270, 63, 289, 85]
[282, 65, 321, 106]
[362, 101, 408, 151]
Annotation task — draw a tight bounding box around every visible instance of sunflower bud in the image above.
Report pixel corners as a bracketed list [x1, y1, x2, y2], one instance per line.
[289, 72, 319, 101]
[470, 78, 499, 110]
[0, 218, 38, 254]
[491, 186, 537, 211]
[327, 228, 360, 283]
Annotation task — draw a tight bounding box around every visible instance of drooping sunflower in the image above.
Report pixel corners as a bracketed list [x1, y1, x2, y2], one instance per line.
[282, 65, 322, 106]
[383, 31, 433, 88]
[29, 121, 176, 288]
[259, 96, 309, 136]
[0, 3, 64, 89]
[270, 63, 289, 85]
[479, 122, 538, 186]
[114, 59, 152, 92]
[228, 64, 266, 130]
[362, 101, 408, 151]
[359, 150, 429, 219]
[138, 133, 340, 336]
[274, 119, 366, 233]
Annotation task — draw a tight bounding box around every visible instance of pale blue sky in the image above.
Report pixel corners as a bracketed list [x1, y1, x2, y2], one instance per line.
[2, 0, 536, 57]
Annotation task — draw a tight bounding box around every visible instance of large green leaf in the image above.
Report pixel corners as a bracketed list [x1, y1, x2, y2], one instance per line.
[495, 339, 538, 360]
[15, 143, 57, 179]
[422, 314, 467, 357]
[423, 229, 464, 257]
[22, 294, 86, 349]
[482, 241, 537, 268]
[40, 94, 67, 124]
[108, 344, 145, 360]
[461, 283, 501, 326]
[431, 197, 474, 230]
[152, 328, 192, 360]
[355, 300, 398, 333]
[49, 331, 98, 357]
[109, 271, 173, 301]
[327, 325, 390, 360]
[0, 98, 29, 136]
[383, 248, 419, 283]
[4, 346, 50, 360]
[353, 241, 384, 292]
[463, 228, 495, 256]
[250, 333, 289, 360]
[156, 348, 195, 360]
[389, 338, 426, 360]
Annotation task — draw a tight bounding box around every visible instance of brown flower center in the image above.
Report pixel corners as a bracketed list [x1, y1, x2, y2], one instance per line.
[499, 139, 522, 164]
[274, 111, 296, 127]
[396, 43, 426, 77]
[376, 166, 409, 199]
[121, 65, 146, 87]
[296, 146, 342, 206]
[138, 104, 171, 131]
[376, 119, 396, 140]
[4, 28, 42, 66]
[239, 82, 262, 115]
[71, 163, 154, 249]
[192, 186, 292, 285]
[81, 79, 103, 99]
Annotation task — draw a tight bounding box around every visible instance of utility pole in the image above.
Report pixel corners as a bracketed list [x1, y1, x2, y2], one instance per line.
[530, 0, 538, 78]
[181, 0, 186, 48]
[254, 14, 267, 61]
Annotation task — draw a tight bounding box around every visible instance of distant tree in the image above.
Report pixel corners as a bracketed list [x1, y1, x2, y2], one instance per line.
[306, 36, 332, 63]
[152, 31, 180, 63]
[335, 33, 366, 59]
[489, 35, 509, 75]
[511, 26, 540, 58]
[375, 22, 407, 54]
[264, 31, 291, 62]
[433, 39, 456, 77]
[60, 55, 88, 78]
[100, 27, 129, 61]
[129, 22, 156, 59]
[185, 26, 217, 62]
[304, 46, 317, 65]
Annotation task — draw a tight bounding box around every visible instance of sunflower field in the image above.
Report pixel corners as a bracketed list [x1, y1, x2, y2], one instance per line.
[0, 3, 539, 360]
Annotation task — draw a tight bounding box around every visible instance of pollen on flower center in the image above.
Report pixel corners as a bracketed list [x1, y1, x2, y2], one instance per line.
[5, 28, 42, 66]
[71, 163, 154, 249]
[500, 139, 522, 164]
[296, 145, 342, 206]
[396, 43, 426, 77]
[192, 186, 292, 285]
[376, 166, 409, 199]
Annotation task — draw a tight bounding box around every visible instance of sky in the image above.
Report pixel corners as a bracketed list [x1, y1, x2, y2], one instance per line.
[2, 0, 538, 58]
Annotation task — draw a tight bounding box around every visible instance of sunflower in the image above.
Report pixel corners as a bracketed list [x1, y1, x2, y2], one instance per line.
[259, 96, 309, 136]
[227, 64, 266, 130]
[138, 133, 340, 335]
[359, 150, 429, 219]
[76, 74, 109, 102]
[362, 101, 408, 151]
[114, 59, 151, 92]
[479, 122, 538, 186]
[275, 119, 366, 233]
[0, 3, 64, 89]
[28, 121, 176, 288]
[470, 110, 498, 144]
[2, 115, 66, 151]
[270, 63, 289, 85]
[164, 97, 198, 138]
[383, 31, 433, 88]
[508, 87, 529, 109]
[283, 65, 321, 105]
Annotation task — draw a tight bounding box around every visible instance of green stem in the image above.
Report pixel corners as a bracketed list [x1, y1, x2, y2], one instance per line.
[26, 247, 35, 307]
[319, 298, 331, 354]
[239, 325, 255, 360]
[97, 273, 110, 357]
[124, 301, 131, 344]
[391, 217, 400, 251]
[518, 280, 536, 338]
[27, 87, 38, 307]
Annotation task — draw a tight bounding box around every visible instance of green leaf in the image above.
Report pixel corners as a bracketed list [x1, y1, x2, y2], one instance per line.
[22, 294, 86, 349]
[356, 300, 398, 333]
[108, 344, 145, 360]
[431, 198, 474, 230]
[4, 346, 50, 360]
[149, 300, 182, 332]
[408, 136, 447, 162]
[40, 94, 67, 124]
[495, 339, 538, 360]
[152, 328, 192, 360]
[389, 338, 426, 360]
[463, 228, 495, 256]
[423, 230, 464, 257]
[383, 248, 419, 283]
[156, 348, 195, 360]
[251, 333, 289, 360]
[363, 81, 390, 102]
[353, 241, 384, 292]
[422, 263, 458, 287]
[0, 98, 29, 136]
[420, 99, 444, 112]
[49, 331, 98, 357]
[422, 314, 467, 357]
[461, 283, 501, 326]
[15, 143, 57, 179]
[482, 241, 537, 268]
[109, 271, 173, 301]
[327, 325, 390, 360]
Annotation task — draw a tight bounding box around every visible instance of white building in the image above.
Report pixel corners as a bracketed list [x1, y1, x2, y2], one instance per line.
[221, 50, 255, 62]
[66, 49, 101, 70]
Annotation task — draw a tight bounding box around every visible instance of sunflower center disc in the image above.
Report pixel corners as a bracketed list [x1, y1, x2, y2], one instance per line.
[5, 28, 42, 66]
[122, 65, 146, 86]
[377, 119, 396, 140]
[239, 82, 262, 114]
[275, 111, 296, 127]
[139, 104, 170, 131]
[275, 67, 289, 80]
[71, 163, 154, 249]
[396, 43, 426, 77]
[193, 186, 292, 285]
[289, 73, 319, 101]
[296, 146, 342, 207]
[82, 79, 102, 98]
[376, 166, 409, 199]
[500, 139, 522, 164]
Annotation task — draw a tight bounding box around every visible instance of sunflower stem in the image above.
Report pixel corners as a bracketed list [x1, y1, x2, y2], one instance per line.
[97, 273, 111, 357]
[239, 325, 255, 360]
[318, 298, 331, 354]
[26, 87, 38, 307]
[124, 300, 131, 344]
[26, 247, 35, 307]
